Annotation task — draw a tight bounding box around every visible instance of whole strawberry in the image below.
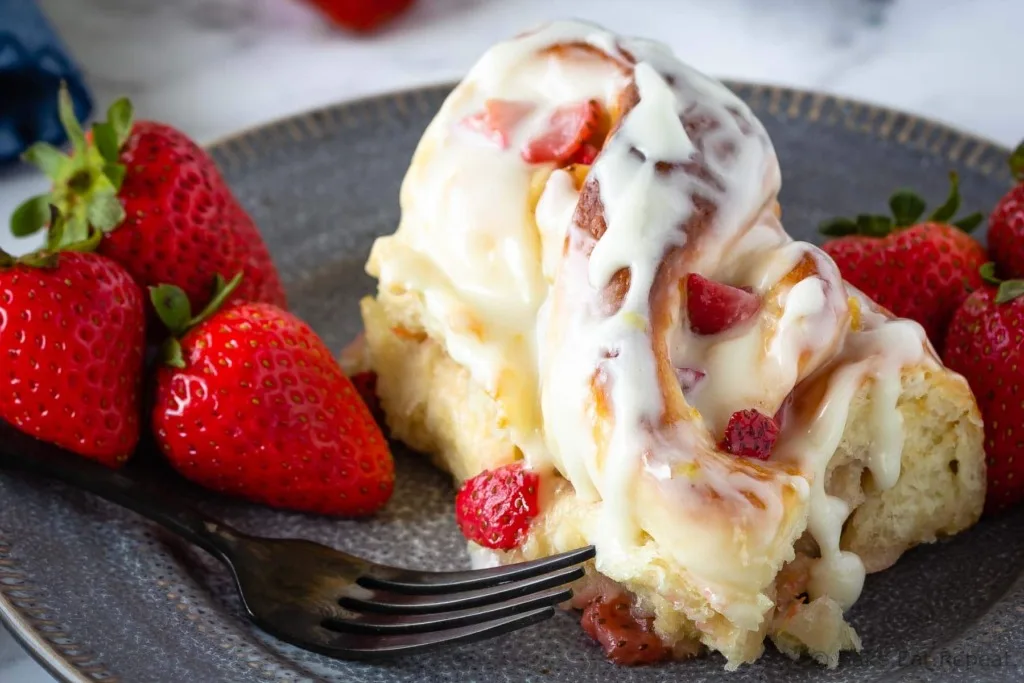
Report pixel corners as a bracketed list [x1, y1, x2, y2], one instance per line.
[943, 264, 1024, 515]
[455, 463, 539, 550]
[986, 142, 1024, 278]
[819, 173, 985, 350]
[304, 0, 416, 32]
[0, 245, 145, 466]
[150, 275, 393, 516]
[10, 87, 286, 317]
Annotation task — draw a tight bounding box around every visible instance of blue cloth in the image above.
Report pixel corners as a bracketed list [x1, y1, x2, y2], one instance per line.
[0, 0, 92, 164]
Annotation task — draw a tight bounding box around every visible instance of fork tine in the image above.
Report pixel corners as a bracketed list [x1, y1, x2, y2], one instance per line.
[301, 607, 555, 659]
[340, 564, 584, 614]
[359, 545, 596, 594]
[325, 585, 571, 635]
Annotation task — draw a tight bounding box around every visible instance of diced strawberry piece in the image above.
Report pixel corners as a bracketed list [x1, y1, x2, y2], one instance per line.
[571, 142, 600, 165]
[686, 274, 760, 335]
[522, 100, 602, 164]
[349, 371, 382, 419]
[674, 367, 705, 394]
[459, 99, 535, 149]
[455, 463, 540, 550]
[581, 594, 672, 666]
[719, 409, 780, 460]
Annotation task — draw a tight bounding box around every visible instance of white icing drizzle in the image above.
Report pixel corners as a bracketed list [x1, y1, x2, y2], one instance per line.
[368, 19, 933, 634]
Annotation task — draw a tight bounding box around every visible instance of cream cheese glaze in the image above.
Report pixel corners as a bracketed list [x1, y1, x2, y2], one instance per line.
[366, 19, 934, 635]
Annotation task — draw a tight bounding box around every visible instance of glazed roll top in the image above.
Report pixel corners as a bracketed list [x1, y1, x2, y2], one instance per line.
[367, 19, 950, 629]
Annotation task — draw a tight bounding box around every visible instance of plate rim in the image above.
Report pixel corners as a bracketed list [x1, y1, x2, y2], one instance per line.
[0, 79, 1015, 683]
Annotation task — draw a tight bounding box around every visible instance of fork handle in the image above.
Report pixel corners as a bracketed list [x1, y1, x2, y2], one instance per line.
[0, 420, 241, 562]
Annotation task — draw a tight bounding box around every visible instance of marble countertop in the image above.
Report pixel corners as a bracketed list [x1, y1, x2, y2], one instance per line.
[1, 0, 1020, 679]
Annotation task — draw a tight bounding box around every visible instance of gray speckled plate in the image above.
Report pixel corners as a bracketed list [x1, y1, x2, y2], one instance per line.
[2, 83, 1022, 683]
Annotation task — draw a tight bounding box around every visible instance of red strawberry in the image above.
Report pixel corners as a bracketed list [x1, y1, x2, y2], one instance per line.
[819, 173, 985, 349]
[574, 143, 600, 165]
[11, 87, 286, 321]
[455, 463, 539, 550]
[942, 264, 1024, 515]
[303, 0, 416, 33]
[719, 409, 779, 460]
[522, 100, 604, 165]
[0, 245, 145, 466]
[460, 100, 535, 149]
[686, 273, 760, 335]
[580, 594, 672, 666]
[150, 275, 393, 516]
[986, 142, 1024, 278]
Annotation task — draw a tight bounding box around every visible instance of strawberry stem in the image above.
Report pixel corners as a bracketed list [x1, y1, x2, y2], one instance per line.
[1010, 141, 1024, 182]
[192, 272, 243, 327]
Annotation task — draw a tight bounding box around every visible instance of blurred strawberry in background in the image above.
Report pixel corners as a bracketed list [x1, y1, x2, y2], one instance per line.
[303, 0, 416, 32]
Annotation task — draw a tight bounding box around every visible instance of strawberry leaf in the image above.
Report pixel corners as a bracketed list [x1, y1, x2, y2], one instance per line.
[103, 162, 126, 191]
[928, 172, 961, 223]
[91, 122, 120, 163]
[47, 211, 91, 250]
[66, 229, 103, 253]
[889, 190, 926, 227]
[159, 338, 186, 370]
[856, 214, 893, 237]
[995, 280, 1024, 305]
[10, 195, 51, 237]
[106, 97, 134, 147]
[22, 142, 68, 180]
[0, 248, 14, 268]
[150, 284, 193, 336]
[85, 188, 126, 233]
[980, 262, 1001, 286]
[819, 217, 858, 237]
[952, 212, 984, 233]
[1009, 141, 1024, 182]
[57, 82, 87, 156]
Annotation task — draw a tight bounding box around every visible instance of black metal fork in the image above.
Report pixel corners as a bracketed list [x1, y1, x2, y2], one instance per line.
[0, 422, 594, 659]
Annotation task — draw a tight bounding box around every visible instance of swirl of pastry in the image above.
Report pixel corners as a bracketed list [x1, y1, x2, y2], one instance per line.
[364, 19, 984, 665]
[530, 26, 863, 625]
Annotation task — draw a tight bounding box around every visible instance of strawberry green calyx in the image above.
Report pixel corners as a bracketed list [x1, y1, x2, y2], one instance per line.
[1010, 141, 1024, 182]
[10, 83, 134, 249]
[0, 246, 59, 270]
[819, 171, 983, 237]
[150, 272, 243, 368]
[1, 207, 95, 270]
[979, 262, 1024, 305]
